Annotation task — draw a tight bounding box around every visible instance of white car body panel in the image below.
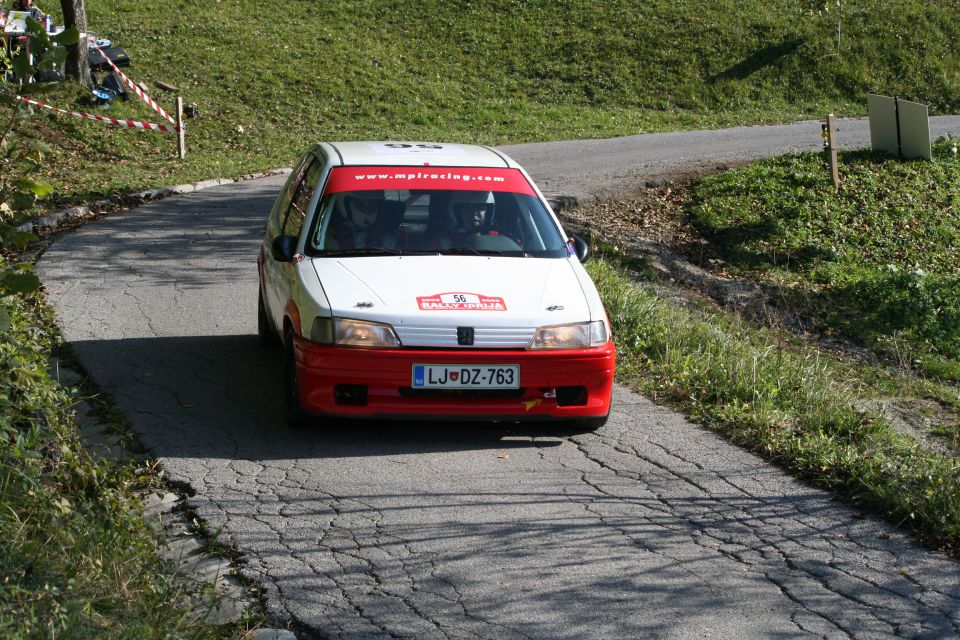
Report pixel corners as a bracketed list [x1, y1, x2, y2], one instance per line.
[321, 142, 513, 169]
[260, 141, 616, 422]
[263, 141, 610, 347]
[309, 255, 591, 348]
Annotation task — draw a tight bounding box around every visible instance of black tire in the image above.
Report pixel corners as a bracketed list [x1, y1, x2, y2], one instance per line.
[258, 288, 281, 348]
[566, 414, 609, 434]
[283, 331, 312, 428]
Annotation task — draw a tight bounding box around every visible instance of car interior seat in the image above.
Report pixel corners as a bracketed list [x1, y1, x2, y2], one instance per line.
[371, 200, 406, 250]
[374, 200, 405, 234]
[409, 192, 453, 250]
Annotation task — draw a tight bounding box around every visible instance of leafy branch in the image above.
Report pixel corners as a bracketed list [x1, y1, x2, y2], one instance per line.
[0, 19, 79, 329]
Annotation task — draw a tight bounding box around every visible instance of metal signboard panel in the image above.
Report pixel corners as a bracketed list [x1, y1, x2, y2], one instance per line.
[897, 99, 932, 160]
[867, 94, 899, 156]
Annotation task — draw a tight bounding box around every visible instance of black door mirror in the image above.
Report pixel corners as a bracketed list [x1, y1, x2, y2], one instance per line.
[571, 235, 590, 263]
[271, 235, 298, 262]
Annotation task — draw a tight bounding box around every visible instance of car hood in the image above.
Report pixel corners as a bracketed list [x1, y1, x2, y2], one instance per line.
[311, 256, 592, 348]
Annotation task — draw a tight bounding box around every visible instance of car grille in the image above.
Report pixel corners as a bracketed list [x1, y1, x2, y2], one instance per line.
[395, 325, 534, 348]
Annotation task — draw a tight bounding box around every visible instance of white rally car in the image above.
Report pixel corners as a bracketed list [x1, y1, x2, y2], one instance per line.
[258, 142, 615, 429]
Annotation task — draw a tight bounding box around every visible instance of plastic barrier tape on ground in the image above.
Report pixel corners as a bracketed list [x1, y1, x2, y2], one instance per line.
[10, 93, 179, 133]
[89, 41, 180, 129]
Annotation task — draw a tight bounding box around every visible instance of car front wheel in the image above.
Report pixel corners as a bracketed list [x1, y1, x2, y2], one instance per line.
[283, 330, 311, 428]
[258, 288, 280, 348]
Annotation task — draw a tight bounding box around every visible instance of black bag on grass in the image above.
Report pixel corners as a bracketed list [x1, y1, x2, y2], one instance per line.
[88, 47, 131, 71]
[101, 73, 128, 100]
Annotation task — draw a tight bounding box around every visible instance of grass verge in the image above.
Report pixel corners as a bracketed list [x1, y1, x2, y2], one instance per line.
[587, 257, 959, 553]
[6, 0, 959, 627]
[0, 287, 255, 638]
[20, 0, 960, 216]
[689, 139, 960, 383]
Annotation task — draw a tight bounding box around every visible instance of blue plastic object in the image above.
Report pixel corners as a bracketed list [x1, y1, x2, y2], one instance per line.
[91, 86, 116, 106]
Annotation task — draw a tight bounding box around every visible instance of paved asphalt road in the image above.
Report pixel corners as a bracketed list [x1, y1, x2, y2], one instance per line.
[39, 120, 960, 639]
[502, 116, 960, 204]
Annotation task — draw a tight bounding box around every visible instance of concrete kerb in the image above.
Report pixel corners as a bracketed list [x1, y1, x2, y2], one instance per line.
[32, 169, 300, 637]
[49, 361, 294, 636]
[15, 168, 293, 235]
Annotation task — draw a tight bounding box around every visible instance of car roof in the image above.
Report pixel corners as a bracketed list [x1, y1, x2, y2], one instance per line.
[317, 141, 518, 169]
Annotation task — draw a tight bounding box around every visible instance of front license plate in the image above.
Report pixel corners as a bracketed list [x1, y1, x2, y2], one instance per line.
[412, 364, 519, 389]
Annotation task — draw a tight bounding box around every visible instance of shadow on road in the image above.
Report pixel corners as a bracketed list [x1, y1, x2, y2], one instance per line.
[71, 334, 567, 461]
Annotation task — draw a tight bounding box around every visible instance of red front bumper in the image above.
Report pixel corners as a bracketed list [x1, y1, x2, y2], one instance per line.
[293, 337, 616, 420]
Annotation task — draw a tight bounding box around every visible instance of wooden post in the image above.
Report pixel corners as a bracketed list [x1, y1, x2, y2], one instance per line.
[826, 113, 839, 191]
[176, 95, 186, 159]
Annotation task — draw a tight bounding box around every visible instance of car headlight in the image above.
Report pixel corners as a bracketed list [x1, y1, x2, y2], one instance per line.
[333, 318, 401, 348]
[528, 320, 608, 350]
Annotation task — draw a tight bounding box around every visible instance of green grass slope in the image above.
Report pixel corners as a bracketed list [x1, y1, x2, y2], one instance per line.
[5, 2, 958, 633]
[691, 140, 960, 382]
[28, 0, 960, 209]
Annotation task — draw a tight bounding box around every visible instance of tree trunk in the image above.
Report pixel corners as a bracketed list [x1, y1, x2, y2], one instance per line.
[60, 0, 91, 87]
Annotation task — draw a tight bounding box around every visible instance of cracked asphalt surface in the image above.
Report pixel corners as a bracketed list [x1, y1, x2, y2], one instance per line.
[38, 121, 960, 638]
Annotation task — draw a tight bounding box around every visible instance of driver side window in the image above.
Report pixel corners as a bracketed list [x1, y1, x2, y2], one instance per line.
[281, 159, 323, 240]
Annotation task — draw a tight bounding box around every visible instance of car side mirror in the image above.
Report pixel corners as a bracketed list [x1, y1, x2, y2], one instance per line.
[271, 235, 298, 262]
[571, 235, 590, 263]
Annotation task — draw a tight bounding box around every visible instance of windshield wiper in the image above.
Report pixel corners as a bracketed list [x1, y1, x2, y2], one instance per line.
[318, 247, 402, 257]
[439, 248, 506, 256]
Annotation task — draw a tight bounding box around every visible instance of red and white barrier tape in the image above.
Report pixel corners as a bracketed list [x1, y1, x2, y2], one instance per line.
[10, 93, 179, 133]
[89, 41, 180, 129]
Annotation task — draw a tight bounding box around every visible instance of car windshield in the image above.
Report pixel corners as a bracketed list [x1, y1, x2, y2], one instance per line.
[304, 168, 570, 258]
